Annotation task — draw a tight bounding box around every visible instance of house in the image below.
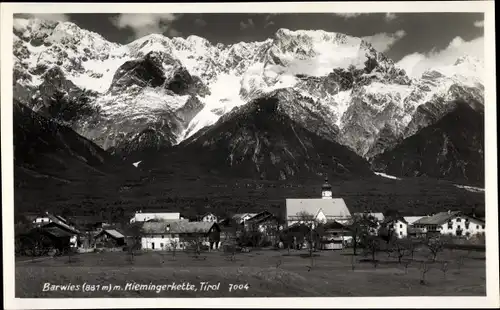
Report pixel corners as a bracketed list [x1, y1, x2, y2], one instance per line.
[285, 177, 351, 227]
[130, 211, 181, 223]
[243, 211, 279, 235]
[20, 226, 75, 254]
[94, 229, 126, 248]
[141, 221, 221, 251]
[413, 211, 486, 238]
[201, 213, 218, 223]
[41, 213, 80, 247]
[318, 221, 350, 250]
[381, 216, 409, 239]
[232, 213, 258, 225]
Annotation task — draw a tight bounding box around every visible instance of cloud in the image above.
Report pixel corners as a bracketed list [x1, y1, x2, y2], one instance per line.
[265, 21, 275, 28]
[15, 13, 70, 22]
[474, 20, 484, 28]
[385, 13, 397, 22]
[396, 36, 484, 78]
[361, 30, 406, 53]
[333, 13, 365, 19]
[239, 18, 255, 30]
[110, 13, 182, 39]
[194, 18, 207, 28]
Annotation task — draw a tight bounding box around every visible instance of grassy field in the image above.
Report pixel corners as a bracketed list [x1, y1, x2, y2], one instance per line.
[16, 245, 486, 298]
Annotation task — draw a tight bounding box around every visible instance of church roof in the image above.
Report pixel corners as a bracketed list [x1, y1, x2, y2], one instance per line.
[285, 198, 351, 220]
[321, 177, 332, 190]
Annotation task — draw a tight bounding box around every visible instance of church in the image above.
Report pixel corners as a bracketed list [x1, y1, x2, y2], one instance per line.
[285, 177, 352, 227]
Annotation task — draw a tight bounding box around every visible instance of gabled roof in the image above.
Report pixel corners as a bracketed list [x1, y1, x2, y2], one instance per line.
[41, 227, 75, 238]
[286, 198, 351, 220]
[142, 221, 220, 234]
[97, 229, 125, 239]
[414, 211, 462, 225]
[404, 216, 426, 225]
[45, 213, 80, 234]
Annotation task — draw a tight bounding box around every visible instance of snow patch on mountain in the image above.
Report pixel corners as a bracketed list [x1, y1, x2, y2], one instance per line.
[374, 172, 402, 180]
[453, 184, 484, 193]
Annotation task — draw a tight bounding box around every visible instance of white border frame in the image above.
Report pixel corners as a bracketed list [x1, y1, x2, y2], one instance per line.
[1, 2, 498, 309]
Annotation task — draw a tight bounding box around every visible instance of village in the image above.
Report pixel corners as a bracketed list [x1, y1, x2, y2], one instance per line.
[15, 177, 486, 258]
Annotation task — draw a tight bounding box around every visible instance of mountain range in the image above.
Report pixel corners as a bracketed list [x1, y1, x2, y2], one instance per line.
[11, 17, 486, 215]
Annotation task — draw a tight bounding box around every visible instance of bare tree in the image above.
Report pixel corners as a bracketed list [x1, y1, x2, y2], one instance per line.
[362, 235, 382, 267]
[389, 238, 410, 264]
[221, 218, 239, 262]
[403, 260, 411, 274]
[185, 229, 208, 261]
[295, 211, 319, 269]
[426, 236, 444, 262]
[419, 261, 432, 285]
[169, 239, 179, 261]
[126, 223, 142, 264]
[440, 261, 449, 279]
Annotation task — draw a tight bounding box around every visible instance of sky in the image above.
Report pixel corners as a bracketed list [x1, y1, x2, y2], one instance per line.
[16, 12, 485, 78]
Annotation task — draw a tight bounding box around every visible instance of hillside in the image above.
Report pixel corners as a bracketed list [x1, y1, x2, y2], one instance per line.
[371, 101, 484, 186]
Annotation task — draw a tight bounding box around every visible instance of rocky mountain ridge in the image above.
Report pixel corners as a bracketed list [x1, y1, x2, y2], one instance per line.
[13, 18, 484, 161]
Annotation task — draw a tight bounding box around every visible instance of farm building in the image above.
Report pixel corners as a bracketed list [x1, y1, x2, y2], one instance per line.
[413, 211, 485, 238]
[16, 226, 75, 255]
[243, 211, 279, 235]
[94, 229, 126, 248]
[318, 221, 350, 250]
[41, 213, 80, 247]
[130, 211, 182, 223]
[141, 221, 221, 251]
[285, 177, 351, 227]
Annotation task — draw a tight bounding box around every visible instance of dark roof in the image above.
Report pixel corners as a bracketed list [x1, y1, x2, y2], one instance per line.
[45, 213, 80, 234]
[142, 221, 220, 234]
[414, 211, 461, 225]
[323, 221, 348, 230]
[96, 229, 125, 239]
[41, 227, 75, 238]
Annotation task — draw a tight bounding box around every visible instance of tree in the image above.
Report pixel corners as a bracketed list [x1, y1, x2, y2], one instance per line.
[347, 213, 380, 256]
[362, 235, 382, 267]
[185, 230, 208, 260]
[169, 240, 179, 261]
[419, 261, 432, 285]
[388, 238, 411, 264]
[126, 223, 143, 264]
[426, 236, 444, 262]
[295, 211, 322, 269]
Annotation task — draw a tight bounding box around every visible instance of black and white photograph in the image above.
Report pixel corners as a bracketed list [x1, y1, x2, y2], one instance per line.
[1, 1, 498, 309]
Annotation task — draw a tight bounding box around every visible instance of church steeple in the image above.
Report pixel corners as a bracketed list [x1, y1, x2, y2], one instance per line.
[321, 176, 333, 199]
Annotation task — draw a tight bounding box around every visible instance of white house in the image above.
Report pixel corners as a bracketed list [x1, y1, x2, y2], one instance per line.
[413, 211, 485, 238]
[201, 213, 218, 223]
[130, 211, 181, 223]
[140, 220, 221, 251]
[285, 177, 351, 227]
[382, 217, 409, 239]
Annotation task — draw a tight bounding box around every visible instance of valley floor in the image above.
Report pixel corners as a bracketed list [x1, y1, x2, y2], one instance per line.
[16, 247, 485, 298]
